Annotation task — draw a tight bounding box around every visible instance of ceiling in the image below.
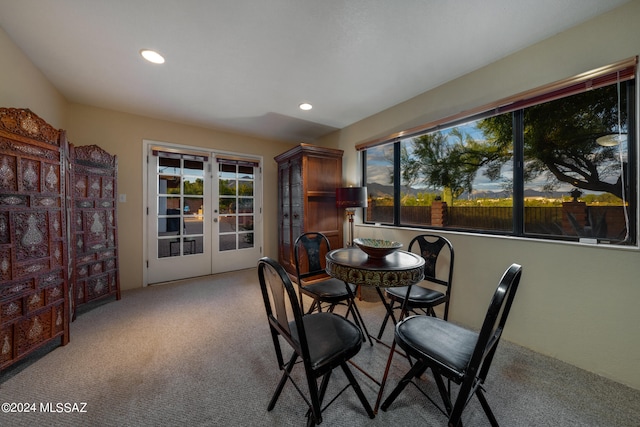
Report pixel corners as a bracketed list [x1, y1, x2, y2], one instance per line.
[0, 0, 630, 142]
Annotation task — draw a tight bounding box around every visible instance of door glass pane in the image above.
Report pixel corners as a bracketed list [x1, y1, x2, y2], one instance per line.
[156, 156, 205, 258]
[184, 177, 204, 196]
[217, 160, 255, 252]
[158, 157, 180, 174]
[184, 160, 204, 177]
[238, 165, 254, 179]
[219, 234, 236, 251]
[238, 198, 253, 213]
[159, 175, 181, 194]
[239, 232, 254, 249]
[158, 196, 181, 215]
[238, 180, 253, 196]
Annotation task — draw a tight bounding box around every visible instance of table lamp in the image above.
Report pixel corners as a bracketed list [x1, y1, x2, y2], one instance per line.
[336, 187, 368, 246]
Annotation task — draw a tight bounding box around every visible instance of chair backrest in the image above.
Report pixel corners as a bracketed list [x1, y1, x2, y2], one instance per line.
[408, 234, 454, 289]
[466, 263, 522, 383]
[294, 232, 332, 283]
[258, 257, 309, 369]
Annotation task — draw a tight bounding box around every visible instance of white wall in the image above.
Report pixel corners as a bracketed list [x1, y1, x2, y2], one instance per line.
[320, 1, 640, 390]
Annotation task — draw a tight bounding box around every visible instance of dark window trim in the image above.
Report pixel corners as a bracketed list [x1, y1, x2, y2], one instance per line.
[357, 57, 637, 152]
[362, 67, 637, 245]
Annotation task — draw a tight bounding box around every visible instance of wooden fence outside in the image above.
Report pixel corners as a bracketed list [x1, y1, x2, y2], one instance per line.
[367, 205, 628, 240]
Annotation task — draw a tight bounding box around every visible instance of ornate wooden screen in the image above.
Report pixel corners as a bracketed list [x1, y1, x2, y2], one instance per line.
[70, 144, 120, 317]
[0, 108, 69, 370]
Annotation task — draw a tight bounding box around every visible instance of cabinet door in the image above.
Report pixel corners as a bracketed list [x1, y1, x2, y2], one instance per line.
[277, 162, 290, 269]
[290, 157, 303, 245]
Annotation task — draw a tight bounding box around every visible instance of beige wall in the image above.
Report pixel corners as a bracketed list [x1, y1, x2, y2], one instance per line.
[2, 1, 639, 391]
[0, 26, 67, 128]
[1, 22, 296, 291]
[320, 1, 640, 390]
[65, 104, 295, 291]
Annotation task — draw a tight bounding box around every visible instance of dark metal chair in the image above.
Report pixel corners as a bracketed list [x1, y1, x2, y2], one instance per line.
[380, 263, 523, 427]
[377, 234, 454, 340]
[257, 257, 375, 426]
[294, 232, 371, 344]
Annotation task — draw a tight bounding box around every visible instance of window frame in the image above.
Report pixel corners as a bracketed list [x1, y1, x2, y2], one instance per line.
[361, 60, 637, 246]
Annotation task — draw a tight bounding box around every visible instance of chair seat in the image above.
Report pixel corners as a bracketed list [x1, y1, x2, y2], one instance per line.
[396, 315, 478, 376]
[386, 285, 446, 307]
[301, 277, 356, 302]
[290, 312, 363, 372]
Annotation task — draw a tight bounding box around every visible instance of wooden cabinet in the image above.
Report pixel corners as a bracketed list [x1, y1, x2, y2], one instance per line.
[275, 144, 343, 275]
[0, 108, 69, 370]
[69, 144, 120, 316]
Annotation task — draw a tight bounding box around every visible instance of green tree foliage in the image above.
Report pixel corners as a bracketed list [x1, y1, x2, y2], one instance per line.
[478, 84, 627, 199]
[402, 128, 509, 204]
[400, 83, 627, 203]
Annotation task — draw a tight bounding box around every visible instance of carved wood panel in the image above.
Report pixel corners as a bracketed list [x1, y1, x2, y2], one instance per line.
[70, 144, 120, 316]
[0, 108, 69, 370]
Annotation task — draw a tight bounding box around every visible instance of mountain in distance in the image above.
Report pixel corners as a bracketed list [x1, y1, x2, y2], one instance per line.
[366, 182, 567, 199]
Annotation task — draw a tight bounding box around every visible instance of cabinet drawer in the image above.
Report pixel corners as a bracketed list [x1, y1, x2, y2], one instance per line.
[1, 299, 23, 324]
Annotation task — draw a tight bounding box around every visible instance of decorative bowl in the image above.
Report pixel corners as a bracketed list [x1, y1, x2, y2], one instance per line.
[353, 238, 403, 258]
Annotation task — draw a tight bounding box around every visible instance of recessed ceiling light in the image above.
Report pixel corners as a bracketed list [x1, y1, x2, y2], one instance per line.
[299, 103, 313, 111]
[140, 49, 165, 64]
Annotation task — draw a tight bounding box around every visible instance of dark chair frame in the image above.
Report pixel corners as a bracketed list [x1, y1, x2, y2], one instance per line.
[294, 232, 371, 344]
[381, 263, 522, 427]
[258, 257, 375, 426]
[377, 234, 454, 339]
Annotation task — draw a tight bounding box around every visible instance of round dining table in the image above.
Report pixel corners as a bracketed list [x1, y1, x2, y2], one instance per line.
[325, 247, 425, 289]
[325, 246, 425, 413]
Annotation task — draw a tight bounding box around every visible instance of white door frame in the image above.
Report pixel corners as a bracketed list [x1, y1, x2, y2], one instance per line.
[142, 139, 263, 286]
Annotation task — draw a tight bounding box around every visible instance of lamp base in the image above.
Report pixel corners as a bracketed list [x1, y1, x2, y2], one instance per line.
[346, 208, 356, 247]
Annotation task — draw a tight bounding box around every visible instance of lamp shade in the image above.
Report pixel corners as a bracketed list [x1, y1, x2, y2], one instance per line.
[336, 187, 368, 208]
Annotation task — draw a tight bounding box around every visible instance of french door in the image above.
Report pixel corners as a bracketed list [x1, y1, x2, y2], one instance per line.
[144, 141, 262, 285]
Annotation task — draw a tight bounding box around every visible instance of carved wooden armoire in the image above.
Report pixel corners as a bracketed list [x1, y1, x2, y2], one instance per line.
[275, 144, 343, 276]
[69, 144, 120, 317]
[0, 108, 70, 370]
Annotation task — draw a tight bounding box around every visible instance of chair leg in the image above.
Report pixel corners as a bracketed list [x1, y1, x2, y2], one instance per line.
[268, 352, 298, 411]
[306, 299, 321, 314]
[347, 298, 373, 346]
[376, 308, 392, 340]
[475, 387, 499, 427]
[432, 370, 453, 415]
[305, 370, 325, 426]
[376, 295, 399, 340]
[380, 358, 428, 411]
[340, 363, 375, 419]
[448, 377, 475, 427]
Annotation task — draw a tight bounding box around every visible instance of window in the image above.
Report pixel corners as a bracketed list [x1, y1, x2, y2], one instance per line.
[363, 60, 636, 245]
